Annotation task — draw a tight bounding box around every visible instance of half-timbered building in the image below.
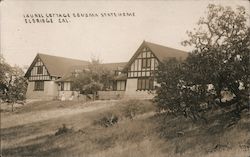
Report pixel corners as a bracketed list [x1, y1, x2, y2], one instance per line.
[25, 41, 188, 100]
[122, 41, 188, 99]
[25, 53, 89, 99]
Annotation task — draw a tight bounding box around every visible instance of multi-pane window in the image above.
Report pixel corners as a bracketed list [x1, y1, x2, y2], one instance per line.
[137, 78, 154, 90]
[142, 58, 151, 68]
[34, 81, 44, 91]
[116, 81, 126, 91]
[60, 82, 71, 91]
[37, 66, 43, 74]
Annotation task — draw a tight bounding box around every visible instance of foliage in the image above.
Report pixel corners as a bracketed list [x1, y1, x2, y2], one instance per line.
[94, 112, 119, 127]
[71, 58, 113, 97]
[0, 54, 28, 111]
[94, 100, 155, 127]
[122, 100, 153, 120]
[123, 102, 141, 120]
[55, 124, 72, 136]
[0, 54, 11, 95]
[155, 4, 250, 122]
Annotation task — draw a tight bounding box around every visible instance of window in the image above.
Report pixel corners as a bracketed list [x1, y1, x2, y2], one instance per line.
[61, 83, 64, 91]
[64, 82, 71, 91]
[37, 66, 43, 74]
[34, 81, 44, 91]
[137, 78, 154, 90]
[61, 82, 71, 91]
[142, 59, 147, 68]
[142, 58, 151, 68]
[116, 81, 126, 91]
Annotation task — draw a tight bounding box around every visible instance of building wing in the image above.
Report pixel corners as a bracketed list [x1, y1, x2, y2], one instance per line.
[25, 53, 90, 79]
[124, 41, 189, 70]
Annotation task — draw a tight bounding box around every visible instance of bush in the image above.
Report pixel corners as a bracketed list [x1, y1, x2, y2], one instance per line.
[94, 112, 119, 127]
[55, 124, 72, 136]
[122, 100, 154, 119]
[122, 100, 143, 119]
[94, 100, 155, 127]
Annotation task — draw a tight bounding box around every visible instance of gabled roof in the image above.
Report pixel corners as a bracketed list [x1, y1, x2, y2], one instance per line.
[145, 41, 189, 61]
[124, 41, 189, 69]
[25, 53, 89, 77]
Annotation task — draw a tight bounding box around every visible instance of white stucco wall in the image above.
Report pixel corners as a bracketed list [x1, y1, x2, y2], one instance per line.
[26, 81, 58, 100]
[124, 78, 155, 99]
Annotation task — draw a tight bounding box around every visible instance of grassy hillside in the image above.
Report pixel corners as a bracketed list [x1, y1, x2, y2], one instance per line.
[1, 100, 250, 157]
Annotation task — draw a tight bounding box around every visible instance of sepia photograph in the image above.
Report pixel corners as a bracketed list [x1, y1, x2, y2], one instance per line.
[0, 0, 249, 156]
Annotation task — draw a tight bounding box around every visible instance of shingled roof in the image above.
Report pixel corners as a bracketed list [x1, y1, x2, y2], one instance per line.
[145, 41, 188, 61]
[124, 41, 189, 69]
[25, 53, 90, 77]
[25, 41, 188, 79]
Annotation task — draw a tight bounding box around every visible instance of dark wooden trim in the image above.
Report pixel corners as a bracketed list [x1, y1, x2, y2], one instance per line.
[123, 41, 161, 71]
[25, 54, 52, 79]
[38, 55, 52, 78]
[29, 74, 51, 81]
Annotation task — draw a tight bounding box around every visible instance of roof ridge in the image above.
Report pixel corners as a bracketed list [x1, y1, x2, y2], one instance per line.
[144, 41, 187, 52]
[38, 53, 90, 63]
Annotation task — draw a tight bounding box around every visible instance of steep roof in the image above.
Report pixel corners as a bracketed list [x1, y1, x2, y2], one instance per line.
[145, 41, 188, 61]
[25, 53, 89, 77]
[124, 41, 189, 69]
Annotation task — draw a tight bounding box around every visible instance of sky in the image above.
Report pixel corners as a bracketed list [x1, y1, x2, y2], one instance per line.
[0, 0, 249, 69]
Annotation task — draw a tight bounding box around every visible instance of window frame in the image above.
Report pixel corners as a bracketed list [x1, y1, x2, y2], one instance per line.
[60, 82, 64, 91]
[116, 80, 126, 91]
[34, 81, 44, 91]
[60, 82, 72, 91]
[37, 66, 43, 74]
[137, 78, 154, 91]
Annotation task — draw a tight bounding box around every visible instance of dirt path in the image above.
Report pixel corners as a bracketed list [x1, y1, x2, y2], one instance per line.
[1, 100, 117, 129]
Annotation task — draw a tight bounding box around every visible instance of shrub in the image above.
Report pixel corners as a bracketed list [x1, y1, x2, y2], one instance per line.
[94, 100, 155, 127]
[55, 124, 72, 136]
[122, 100, 142, 119]
[122, 100, 154, 119]
[94, 112, 119, 127]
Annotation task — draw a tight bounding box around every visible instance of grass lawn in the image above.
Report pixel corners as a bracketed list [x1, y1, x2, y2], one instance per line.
[1, 99, 250, 157]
